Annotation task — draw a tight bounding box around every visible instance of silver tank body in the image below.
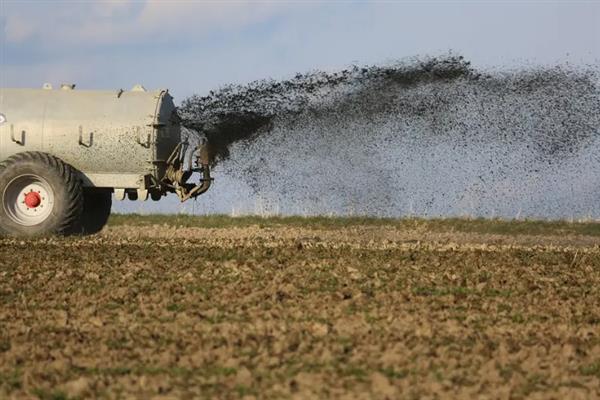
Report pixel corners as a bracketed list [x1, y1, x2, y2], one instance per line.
[0, 86, 181, 189]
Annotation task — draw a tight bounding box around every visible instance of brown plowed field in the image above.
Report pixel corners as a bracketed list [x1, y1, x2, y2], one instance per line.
[1, 216, 600, 399]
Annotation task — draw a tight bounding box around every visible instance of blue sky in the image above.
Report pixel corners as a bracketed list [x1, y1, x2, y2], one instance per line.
[1, 1, 598, 215]
[1, 1, 598, 102]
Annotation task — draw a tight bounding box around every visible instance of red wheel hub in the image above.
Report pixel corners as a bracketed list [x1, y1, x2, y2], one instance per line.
[24, 192, 42, 208]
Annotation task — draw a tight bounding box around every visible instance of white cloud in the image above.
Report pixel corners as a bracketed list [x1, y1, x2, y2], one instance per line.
[3, 0, 289, 47]
[90, 0, 135, 18]
[4, 13, 37, 43]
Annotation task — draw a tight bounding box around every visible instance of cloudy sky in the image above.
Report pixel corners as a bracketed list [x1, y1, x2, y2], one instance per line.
[1, 0, 598, 100]
[1, 1, 598, 215]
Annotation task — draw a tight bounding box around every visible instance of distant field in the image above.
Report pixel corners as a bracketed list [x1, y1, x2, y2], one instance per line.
[109, 213, 600, 237]
[1, 215, 600, 399]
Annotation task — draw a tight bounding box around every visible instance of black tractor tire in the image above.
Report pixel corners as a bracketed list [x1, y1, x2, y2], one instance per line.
[79, 190, 112, 234]
[0, 152, 83, 236]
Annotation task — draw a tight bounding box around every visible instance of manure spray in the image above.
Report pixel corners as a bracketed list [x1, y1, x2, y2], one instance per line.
[179, 55, 600, 219]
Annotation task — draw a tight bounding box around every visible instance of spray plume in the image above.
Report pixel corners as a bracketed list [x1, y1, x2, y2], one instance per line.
[179, 55, 600, 219]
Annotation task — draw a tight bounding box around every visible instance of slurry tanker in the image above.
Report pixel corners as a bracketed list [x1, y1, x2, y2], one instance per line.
[0, 84, 212, 236]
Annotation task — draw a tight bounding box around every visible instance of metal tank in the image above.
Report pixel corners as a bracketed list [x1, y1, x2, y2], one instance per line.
[0, 84, 212, 236]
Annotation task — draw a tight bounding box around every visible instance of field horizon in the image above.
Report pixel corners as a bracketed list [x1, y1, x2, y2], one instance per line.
[108, 213, 600, 239]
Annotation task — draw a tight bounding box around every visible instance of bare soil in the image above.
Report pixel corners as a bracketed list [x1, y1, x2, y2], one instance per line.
[1, 217, 600, 399]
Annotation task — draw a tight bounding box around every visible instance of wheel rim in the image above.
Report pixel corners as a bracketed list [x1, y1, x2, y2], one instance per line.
[3, 174, 55, 226]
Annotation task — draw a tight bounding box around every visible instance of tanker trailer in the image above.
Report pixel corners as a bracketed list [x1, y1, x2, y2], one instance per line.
[0, 84, 212, 236]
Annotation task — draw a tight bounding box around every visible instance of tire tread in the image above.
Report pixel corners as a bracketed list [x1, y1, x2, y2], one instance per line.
[0, 151, 83, 235]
